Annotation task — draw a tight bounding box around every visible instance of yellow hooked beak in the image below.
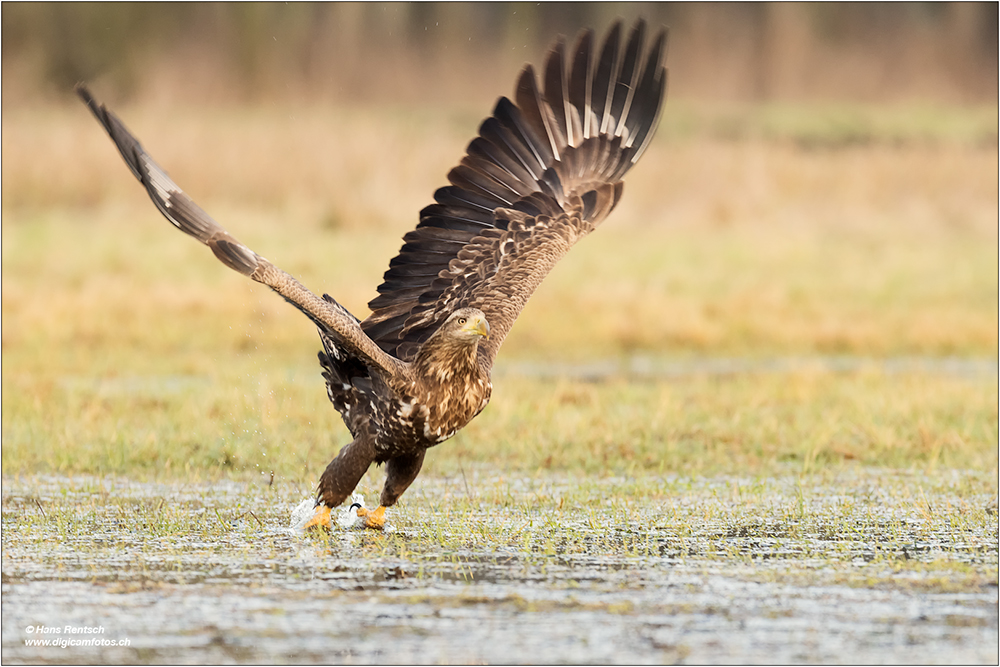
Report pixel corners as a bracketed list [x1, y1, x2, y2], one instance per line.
[464, 316, 490, 340]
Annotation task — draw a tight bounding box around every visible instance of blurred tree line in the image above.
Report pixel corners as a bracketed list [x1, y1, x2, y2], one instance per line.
[3, 2, 997, 106]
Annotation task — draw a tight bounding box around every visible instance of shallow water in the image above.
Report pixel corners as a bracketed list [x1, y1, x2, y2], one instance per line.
[2, 473, 997, 664]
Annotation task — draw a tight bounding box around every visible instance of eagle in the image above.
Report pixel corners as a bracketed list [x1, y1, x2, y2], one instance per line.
[77, 19, 667, 530]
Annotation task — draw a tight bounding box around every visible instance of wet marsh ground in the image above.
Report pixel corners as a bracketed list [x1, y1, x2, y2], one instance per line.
[2, 470, 997, 664]
[2, 101, 998, 662]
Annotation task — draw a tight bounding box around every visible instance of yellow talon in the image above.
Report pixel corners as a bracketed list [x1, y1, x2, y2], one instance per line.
[303, 505, 332, 531]
[355, 505, 386, 530]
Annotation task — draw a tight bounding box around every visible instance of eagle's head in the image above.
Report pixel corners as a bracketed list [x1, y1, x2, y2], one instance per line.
[440, 307, 490, 344]
[413, 307, 490, 378]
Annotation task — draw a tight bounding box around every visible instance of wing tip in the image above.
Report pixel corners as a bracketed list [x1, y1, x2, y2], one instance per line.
[74, 82, 94, 105]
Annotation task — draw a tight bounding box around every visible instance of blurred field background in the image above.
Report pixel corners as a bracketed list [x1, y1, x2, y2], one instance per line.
[2, 3, 997, 485]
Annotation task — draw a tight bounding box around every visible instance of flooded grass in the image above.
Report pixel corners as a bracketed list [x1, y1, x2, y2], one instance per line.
[2, 471, 997, 664]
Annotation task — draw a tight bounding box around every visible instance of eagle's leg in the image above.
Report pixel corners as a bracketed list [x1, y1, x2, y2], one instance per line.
[355, 450, 427, 530]
[304, 436, 376, 531]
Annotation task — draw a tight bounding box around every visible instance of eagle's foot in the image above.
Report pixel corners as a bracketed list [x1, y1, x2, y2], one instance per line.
[303, 504, 332, 531]
[354, 504, 386, 530]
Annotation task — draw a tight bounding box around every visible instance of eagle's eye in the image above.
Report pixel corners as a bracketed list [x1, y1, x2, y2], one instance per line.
[457, 317, 467, 325]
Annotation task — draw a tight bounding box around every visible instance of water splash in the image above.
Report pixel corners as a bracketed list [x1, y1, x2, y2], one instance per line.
[338, 493, 367, 530]
[288, 498, 316, 533]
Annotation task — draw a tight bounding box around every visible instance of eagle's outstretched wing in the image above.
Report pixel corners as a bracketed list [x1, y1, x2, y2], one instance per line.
[76, 85, 406, 381]
[362, 20, 667, 367]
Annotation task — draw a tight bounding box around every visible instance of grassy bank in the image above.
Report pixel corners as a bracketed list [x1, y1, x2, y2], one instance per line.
[2, 101, 997, 485]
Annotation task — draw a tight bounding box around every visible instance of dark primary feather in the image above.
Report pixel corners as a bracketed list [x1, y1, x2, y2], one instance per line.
[568, 29, 594, 143]
[364, 19, 668, 367]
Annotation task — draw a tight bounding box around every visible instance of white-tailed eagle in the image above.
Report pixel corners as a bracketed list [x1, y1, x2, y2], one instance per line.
[77, 19, 667, 530]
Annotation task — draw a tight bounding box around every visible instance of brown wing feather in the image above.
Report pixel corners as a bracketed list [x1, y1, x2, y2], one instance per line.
[364, 19, 667, 364]
[76, 84, 406, 381]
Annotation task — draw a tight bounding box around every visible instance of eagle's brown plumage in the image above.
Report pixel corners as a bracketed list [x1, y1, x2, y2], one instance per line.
[77, 19, 668, 529]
